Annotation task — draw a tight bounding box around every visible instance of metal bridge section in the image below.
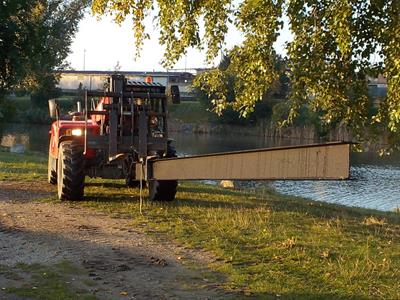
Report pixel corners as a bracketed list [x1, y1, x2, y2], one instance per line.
[148, 142, 350, 181]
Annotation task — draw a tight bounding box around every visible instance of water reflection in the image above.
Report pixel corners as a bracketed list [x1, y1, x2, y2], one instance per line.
[273, 165, 400, 212]
[1, 123, 399, 212]
[173, 132, 307, 155]
[173, 132, 400, 211]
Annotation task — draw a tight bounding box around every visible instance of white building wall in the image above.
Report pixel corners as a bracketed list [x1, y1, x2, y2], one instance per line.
[56, 72, 193, 98]
[58, 73, 171, 91]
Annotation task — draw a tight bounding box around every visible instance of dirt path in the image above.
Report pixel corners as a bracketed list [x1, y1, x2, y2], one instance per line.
[0, 182, 229, 300]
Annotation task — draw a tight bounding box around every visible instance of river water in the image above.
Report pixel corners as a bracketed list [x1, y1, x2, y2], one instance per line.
[1, 123, 399, 212]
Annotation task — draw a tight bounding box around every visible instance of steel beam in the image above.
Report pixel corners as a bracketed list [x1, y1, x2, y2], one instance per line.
[150, 142, 350, 180]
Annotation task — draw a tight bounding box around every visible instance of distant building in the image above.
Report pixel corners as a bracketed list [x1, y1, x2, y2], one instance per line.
[368, 74, 387, 107]
[56, 70, 196, 100]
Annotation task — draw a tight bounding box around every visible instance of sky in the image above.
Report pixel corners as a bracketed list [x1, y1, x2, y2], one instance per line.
[66, 13, 292, 72]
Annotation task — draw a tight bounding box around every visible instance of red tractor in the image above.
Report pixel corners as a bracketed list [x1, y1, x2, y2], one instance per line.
[48, 74, 180, 201]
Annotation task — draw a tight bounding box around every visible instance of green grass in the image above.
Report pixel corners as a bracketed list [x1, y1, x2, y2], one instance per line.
[81, 182, 400, 299]
[169, 101, 211, 123]
[0, 151, 47, 181]
[6, 95, 31, 110]
[5, 262, 96, 300]
[1, 151, 399, 299]
[0, 264, 22, 281]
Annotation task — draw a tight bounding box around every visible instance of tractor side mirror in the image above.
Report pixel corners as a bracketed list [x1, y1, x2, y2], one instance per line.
[168, 85, 180, 104]
[48, 99, 60, 120]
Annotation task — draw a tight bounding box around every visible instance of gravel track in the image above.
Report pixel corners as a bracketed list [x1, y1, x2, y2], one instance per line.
[0, 181, 227, 300]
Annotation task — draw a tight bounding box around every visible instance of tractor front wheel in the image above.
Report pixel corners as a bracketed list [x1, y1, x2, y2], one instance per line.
[57, 141, 85, 201]
[47, 147, 57, 185]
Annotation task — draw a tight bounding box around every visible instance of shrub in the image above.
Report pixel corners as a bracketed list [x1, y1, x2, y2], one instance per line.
[0, 98, 17, 122]
[17, 107, 51, 124]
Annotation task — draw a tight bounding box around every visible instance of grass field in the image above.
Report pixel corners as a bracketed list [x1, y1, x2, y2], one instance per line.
[1, 150, 399, 299]
[169, 101, 211, 123]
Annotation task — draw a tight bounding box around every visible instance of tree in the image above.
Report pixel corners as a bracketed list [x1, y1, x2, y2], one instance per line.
[92, 0, 399, 144]
[196, 53, 287, 125]
[0, 0, 88, 105]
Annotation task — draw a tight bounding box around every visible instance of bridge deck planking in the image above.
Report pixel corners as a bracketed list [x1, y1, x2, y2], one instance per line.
[146, 142, 350, 181]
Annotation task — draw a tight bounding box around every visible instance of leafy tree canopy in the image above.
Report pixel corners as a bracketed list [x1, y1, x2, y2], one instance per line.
[196, 54, 288, 125]
[0, 0, 87, 101]
[93, 0, 399, 140]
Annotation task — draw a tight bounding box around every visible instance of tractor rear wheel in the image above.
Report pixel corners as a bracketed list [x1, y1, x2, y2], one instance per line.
[148, 180, 178, 201]
[57, 141, 85, 201]
[126, 178, 146, 188]
[47, 146, 57, 185]
[148, 144, 178, 201]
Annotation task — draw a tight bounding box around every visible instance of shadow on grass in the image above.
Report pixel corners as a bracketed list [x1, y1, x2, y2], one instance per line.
[248, 292, 371, 300]
[180, 184, 400, 223]
[80, 190, 400, 241]
[82, 193, 138, 203]
[83, 182, 400, 226]
[178, 184, 243, 197]
[84, 189, 251, 210]
[85, 182, 126, 189]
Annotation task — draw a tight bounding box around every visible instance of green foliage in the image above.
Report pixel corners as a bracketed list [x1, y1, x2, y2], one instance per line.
[271, 102, 289, 126]
[17, 107, 52, 124]
[194, 54, 287, 125]
[271, 102, 320, 129]
[30, 77, 62, 107]
[0, 98, 17, 122]
[2, 95, 79, 124]
[196, 86, 274, 126]
[92, 0, 400, 146]
[169, 101, 211, 123]
[0, 0, 88, 108]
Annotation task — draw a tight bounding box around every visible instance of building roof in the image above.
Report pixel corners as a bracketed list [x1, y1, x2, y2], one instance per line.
[368, 74, 387, 85]
[58, 70, 195, 77]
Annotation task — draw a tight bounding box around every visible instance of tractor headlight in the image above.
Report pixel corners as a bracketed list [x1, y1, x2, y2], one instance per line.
[71, 129, 83, 136]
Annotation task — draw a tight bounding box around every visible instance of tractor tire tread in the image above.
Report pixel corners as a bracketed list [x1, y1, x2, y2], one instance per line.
[58, 141, 85, 201]
[48, 145, 57, 185]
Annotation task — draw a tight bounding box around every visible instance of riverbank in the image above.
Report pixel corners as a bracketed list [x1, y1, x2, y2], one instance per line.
[1, 96, 347, 143]
[1, 150, 399, 299]
[1, 96, 386, 154]
[168, 101, 323, 140]
[168, 102, 393, 152]
[2, 122, 400, 212]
